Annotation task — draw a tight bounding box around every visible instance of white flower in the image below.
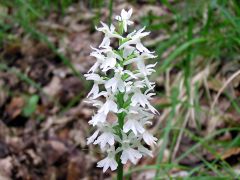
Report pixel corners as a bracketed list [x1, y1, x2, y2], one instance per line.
[84, 73, 105, 98]
[87, 130, 100, 145]
[123, 115, 145, 135]
[131, 89, 149, 107]
[97, 147, 118, 172]
[124, 53, 157, 76]
[116, 133, 142, 164]
[88, 112, 107, 126]
[105, 67, 125, 93]
[97, 156, 117, 172]
[101, 58, 116, 72]
[94, 131, 115, 149]
[87, 122, 117, 148]
[88, 47, 106, 73]
[99, 95, 118, 115]
[123, 45, 135, 59]
[129, 105, 155, 124]
[125, 70, 138, 81]
[119, 27, 151, 53]
[105, 75, 125, 93]
[115, 8, 133, 32]
[131, 88, 157, 113]
[99, 47, 121, 72]
[137, 144, 153, 157]
[121, 147, 142, 164]
[142, 131, 157, 146]
[85, 99, 103, 108]
[96, 22, 122, 47]
[144, 76, 155, 90]
[88, 84, 99, 98]
[84, 73, 104, 83]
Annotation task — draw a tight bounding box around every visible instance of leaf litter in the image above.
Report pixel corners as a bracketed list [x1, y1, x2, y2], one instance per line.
[0, 0, 239, 179]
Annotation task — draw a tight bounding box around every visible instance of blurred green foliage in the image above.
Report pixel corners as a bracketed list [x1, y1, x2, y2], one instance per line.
[0, 0, 240, 179]
[23, 94, 39, 117]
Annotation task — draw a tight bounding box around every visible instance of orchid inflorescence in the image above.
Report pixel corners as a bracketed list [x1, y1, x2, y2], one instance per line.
[85, 8, 158, 173]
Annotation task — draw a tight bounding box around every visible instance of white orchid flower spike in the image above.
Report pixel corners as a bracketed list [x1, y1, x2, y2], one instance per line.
[85, 8, 158, 173]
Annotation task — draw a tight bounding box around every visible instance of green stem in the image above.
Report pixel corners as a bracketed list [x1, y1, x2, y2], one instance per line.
[116, 21, 125, 180]
[108, 0, 113, 25]
[116, 153, 123, 180]
[116, 92, 126, 180]
[116, 112, 124, 180]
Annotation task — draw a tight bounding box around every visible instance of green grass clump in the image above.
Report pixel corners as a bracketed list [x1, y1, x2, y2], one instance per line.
[137, 0, 240, 179]
[0, 0, 239, 179]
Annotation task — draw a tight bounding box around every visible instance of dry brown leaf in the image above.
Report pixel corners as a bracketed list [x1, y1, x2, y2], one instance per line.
[67, 156, 86, 180]
[221, 147, 240, 161]
[207, 77, 223, 92]
[42, 140, 68, 165]
[43, 76, 62, 97]
[0, 157, 13, 180]
[5, 97, 25, 119]
[41, 116, 73, 132]
[70, 127, 87, 147]
[26, 149, 42, 166]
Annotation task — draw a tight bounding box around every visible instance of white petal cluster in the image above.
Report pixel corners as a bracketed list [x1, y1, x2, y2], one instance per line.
[85, 8, 158, 172]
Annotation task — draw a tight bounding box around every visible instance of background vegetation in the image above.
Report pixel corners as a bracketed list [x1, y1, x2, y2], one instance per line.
[0, 0, 239, 179]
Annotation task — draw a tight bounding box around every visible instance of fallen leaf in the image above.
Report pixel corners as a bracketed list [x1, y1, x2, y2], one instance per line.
[43, 76, 62, 97]
[0, 157, 13, 180]
[5, 97, 25, 119]
[221, 147, 240, 161]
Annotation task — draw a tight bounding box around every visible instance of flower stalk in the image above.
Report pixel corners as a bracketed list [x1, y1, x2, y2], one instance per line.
[116, 92, 125, 179]
[85, 8, 158, 178]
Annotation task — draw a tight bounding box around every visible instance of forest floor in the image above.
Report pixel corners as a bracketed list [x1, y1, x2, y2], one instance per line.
[0, 0, 240, 180]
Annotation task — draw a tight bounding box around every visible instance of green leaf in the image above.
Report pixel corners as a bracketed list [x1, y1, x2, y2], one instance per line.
[157, 38, 207, 74]
[23, 95, 39, 117]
